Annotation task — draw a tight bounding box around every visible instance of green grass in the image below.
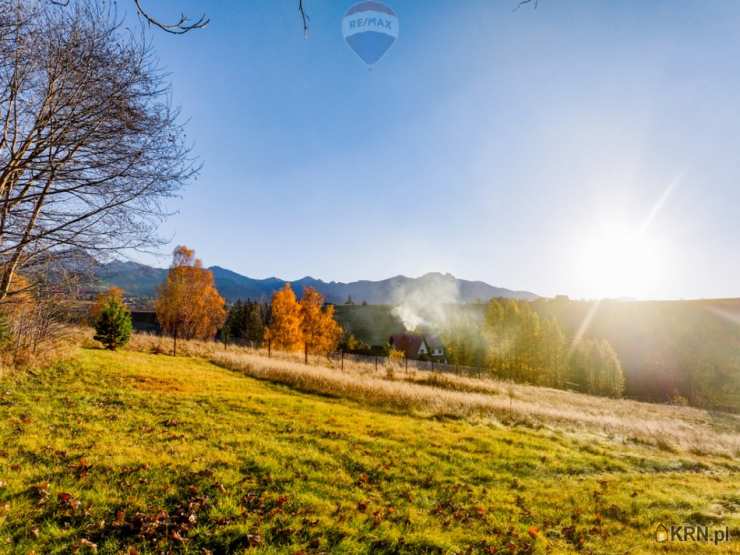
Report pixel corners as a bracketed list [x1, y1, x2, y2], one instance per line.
[0, 349, 738, 554]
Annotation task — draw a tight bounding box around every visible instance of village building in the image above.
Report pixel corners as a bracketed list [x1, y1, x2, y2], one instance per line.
[389, 333, 446, 362]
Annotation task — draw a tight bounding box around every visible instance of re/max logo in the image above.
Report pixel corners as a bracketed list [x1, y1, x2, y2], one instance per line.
[656, 524, 731, 545]
[348, 17, 393, 31]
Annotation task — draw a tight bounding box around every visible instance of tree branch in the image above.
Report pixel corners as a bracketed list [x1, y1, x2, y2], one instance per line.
[132, 0, 209, 34]
[513, 0, 539, 11]
[299, 0, 310, 37]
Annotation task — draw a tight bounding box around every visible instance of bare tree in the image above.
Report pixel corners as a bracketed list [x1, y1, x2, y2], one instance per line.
[0, 0, 197, 299]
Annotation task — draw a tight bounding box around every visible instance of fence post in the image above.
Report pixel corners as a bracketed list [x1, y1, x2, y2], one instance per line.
[268, 339, 271, 358]
[404, 354, 408, 373]
[374, 356, 378, 372]
[341, 350, 344, 371]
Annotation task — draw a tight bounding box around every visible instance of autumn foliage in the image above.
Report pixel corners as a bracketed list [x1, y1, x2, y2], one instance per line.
[155, 246, 226, 355]
[300, 287, 342, 362]
[264, 284, 342, 359]
[264, 284, 303, 352]
[89, 287, 124, 321]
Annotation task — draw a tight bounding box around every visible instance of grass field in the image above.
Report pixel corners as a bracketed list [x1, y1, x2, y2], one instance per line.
[0, 347, 738, 553]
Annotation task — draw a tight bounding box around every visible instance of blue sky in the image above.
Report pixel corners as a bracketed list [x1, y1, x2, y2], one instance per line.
[128, 0, 740, 300]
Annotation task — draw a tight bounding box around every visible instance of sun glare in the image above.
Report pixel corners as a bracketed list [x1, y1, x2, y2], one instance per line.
[576, 225, 664, 299]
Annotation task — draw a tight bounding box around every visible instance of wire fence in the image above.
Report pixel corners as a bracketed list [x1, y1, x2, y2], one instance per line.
[200, 336, 489, 379]
[326, 350, 487, 378]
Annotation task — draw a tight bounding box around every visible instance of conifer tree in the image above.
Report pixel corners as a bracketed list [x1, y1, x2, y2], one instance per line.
[224, 299, 266, 347]
[90, 287, 125, 322]
[94, 298, 132, 351]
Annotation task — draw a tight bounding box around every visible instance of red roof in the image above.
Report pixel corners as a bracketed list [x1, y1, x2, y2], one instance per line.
[389, 334, 425, 358]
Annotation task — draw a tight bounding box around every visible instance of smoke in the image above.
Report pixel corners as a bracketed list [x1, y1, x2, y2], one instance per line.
[390, 273, 460, 332]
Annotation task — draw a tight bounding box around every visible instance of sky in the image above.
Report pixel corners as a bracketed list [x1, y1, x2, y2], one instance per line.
[124, 0, 740, 300]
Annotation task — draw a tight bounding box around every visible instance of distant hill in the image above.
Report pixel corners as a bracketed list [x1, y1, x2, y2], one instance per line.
[94, 260, 168, 297]
[91, 260, 539, 304]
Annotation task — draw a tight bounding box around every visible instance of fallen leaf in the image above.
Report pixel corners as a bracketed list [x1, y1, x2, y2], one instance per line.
[57, 492, 80, 511]
[114, 510, 126, 526]
[170, 530, 185, 543]
[79, 538, 97, 552]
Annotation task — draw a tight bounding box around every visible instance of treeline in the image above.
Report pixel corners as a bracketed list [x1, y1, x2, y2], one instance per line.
[443, 299, 625, 398]
[222, 299, 269, 347]
[223, 284, 342, 363]
[90, 247, 343, 364]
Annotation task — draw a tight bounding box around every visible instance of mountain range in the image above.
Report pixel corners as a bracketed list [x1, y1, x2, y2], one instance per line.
[92, 259, 539, 304]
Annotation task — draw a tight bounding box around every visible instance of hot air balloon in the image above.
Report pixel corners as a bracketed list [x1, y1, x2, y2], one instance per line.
[342, 1, 398, 66]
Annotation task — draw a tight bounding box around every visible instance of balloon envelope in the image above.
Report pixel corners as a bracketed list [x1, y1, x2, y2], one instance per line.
[342, 1, 398, 66]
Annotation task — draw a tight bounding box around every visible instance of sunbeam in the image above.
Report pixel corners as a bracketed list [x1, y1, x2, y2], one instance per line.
[571, 177, 681, 352]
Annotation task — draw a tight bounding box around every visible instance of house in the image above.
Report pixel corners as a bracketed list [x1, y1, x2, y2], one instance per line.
[426, 335, 445, 359]
[388, 333, 427, 359]
[389, 333, 445, 361]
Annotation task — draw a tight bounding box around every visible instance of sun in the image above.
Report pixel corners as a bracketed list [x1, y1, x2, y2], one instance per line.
[575, 224, 664, 300]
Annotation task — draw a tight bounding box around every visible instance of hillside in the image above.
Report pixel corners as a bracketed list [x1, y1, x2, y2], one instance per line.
[92, 259, 539, 304]
[0, 347, 738, 553]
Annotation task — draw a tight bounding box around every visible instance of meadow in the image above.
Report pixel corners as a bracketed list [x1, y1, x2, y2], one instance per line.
[0, 338, 738, 553]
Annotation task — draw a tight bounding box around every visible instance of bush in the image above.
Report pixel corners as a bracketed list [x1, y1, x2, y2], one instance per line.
[94, 299, 132, 350]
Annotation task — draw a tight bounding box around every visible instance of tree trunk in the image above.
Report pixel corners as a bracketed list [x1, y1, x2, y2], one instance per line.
[304, 343, 308, 365]
[173, 326, 178, 357]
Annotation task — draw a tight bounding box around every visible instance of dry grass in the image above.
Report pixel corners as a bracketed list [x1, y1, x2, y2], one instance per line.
[0, 324, 86, 376]
[126, 333, 740, 457]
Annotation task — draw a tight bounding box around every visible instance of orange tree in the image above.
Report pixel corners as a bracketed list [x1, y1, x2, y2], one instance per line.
[89, 287, 125, 322]
[155, 246, 226, 355]
[300, 287, 342, 363]
[264, 284, 303, 353]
